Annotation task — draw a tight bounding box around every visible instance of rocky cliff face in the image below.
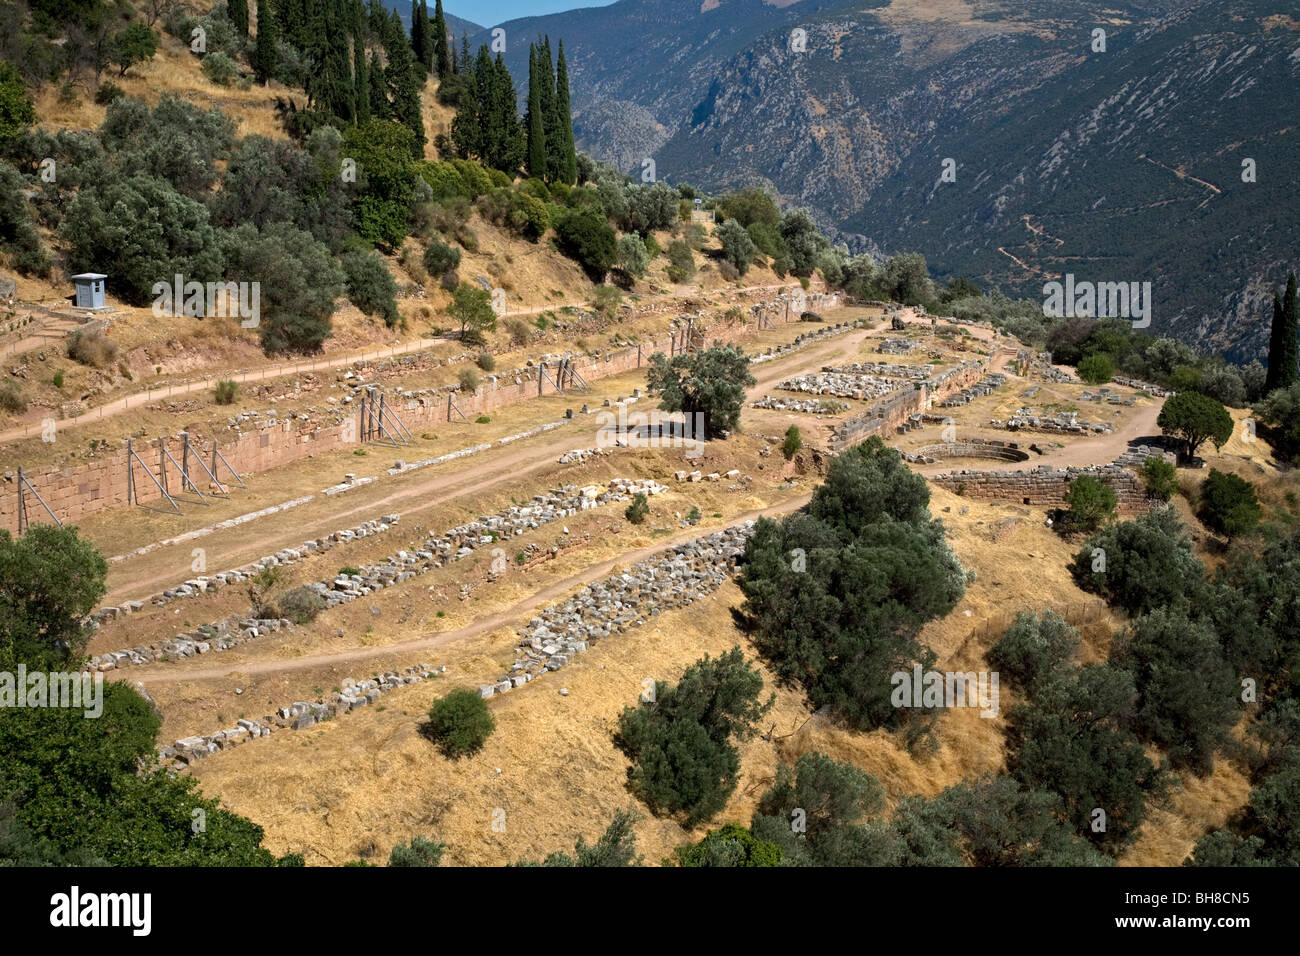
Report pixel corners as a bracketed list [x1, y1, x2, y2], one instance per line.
[474, 0, 1298, 361]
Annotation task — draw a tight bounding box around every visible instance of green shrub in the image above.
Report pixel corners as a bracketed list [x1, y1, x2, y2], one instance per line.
[1140, 456, 1178, 501]
[417, 161, 472, 200]
[988, 610, 1080, 694]
[676, 822, 782, 867]
[591, 284, 621, 319]
[94, 82, 124, 106]
[614, 649, 773, 826]
[425, 688, 496, 759]
[625, 493, 649, 525]
[666, 239, 695, 283]
[475, 414, 491, 424]
[717, 218, 756, 276]
[476, 352, 495, 372]
[554, 206, 617, 281]
[278, 585, 325, 624]
[214, 380, 239, 405]
[1198, 468, 1261, 538]
[1064, 474, 1117, 532]
[388, 836, 445, 867]
[616, 233, 649, 278]
[1077, 353, 1115, 384]
[200, 51, 241, 87]
[0, 381, 25, 414]
[341, 249, 400, 327]
[782, 425, 802, 460]
[51, 370, 64, 389]
[458, 367, 480, 392]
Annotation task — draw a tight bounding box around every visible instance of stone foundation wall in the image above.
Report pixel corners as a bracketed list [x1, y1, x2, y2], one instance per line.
[2, 291, 842, 533]
[928, 446, 1174, 514]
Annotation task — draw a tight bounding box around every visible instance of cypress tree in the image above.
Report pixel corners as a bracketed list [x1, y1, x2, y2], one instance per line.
[432, 0, 450, 78]
[229, 0, 249, 38]
[354, 24, 370, 123]
[526, 43, 546, 179]
[313, 0, 355, 122]
[459, 35, 470, 76]
[384, 10, 426, 157]
[492, 53, 523, 173]
[1266, 273, 1299, 393]
[411, 0, 428, 72]
[554, 40, 577, 185]
[536, 37, 559, 181]
[368, 50, 387, 119]
[255, 0, 278, 85]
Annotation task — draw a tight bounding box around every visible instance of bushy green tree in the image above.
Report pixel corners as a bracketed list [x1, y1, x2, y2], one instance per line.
[0, 678, 288, 865]
[647, 344, 755, 440]
[675, 822, 782, 867]
[0, 525, 107, 671]
[1255, 382, 1300, 461]
[60, 173, 224, 305]
[1070, 506, 1205, 616]
[1198, 468, 1261, 538]
[0, 160, 51, 275]
[988, 610, 1081, 695]
[750, 752, 897, 866]
[716, 217, 756, 276]
[616, 233, 649, 278]
[1140, 456, 1178, 501]
[1063, 474, 1118, 533]
[614, 649, 773, 826]
[108, 24, 158, 77]
[927, 775, 1113, 866]
[516, 811, 641, 867]
[221, 221, 344, 354]
[448, 282, 495, 344]
[425, 688, 495, 758]
[1157, 390, 1233, 462]
[1006, 664, 1166, 854]
[1077, 353, 1114, 384]
[341, 248, 400, 326]
[0, 60, 37, 147]
[879, 251, 934, 306]
[1110, 608, 1237, 775]
[553, 205, 616, 281]
[343, 119, 419, 249]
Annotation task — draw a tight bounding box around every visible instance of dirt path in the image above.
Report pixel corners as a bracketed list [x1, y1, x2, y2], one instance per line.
[136, 494, 812, 686]
[100, 324, 869, 605]
[0, 283, 801, 445]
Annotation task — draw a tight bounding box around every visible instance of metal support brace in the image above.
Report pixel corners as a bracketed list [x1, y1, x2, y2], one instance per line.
[128, 439, 181, 512]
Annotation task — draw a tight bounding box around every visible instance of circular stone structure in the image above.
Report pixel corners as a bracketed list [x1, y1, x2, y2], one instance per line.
[909, 440, 1030, 464]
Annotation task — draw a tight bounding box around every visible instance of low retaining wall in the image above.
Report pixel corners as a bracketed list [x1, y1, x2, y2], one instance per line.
[2, 290, 842, 533]
[928, 445, 1174, 514]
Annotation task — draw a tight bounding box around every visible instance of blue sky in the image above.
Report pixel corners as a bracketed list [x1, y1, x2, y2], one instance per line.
[445, 1, 615, 27]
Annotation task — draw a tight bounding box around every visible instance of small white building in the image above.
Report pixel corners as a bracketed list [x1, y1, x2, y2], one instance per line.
[71, 273, 108, 311]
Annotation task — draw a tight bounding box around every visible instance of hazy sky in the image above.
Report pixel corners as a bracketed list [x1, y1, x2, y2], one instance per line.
[445, 1, 615, 27]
